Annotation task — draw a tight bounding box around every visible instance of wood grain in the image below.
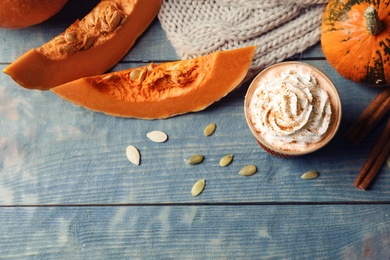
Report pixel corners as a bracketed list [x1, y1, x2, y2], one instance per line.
[1, 61, 390, 205]
[1, 205, 390, 259]
[1, 0, 389, 258]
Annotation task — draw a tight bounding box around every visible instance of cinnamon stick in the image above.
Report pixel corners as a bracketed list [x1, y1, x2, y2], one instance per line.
[352, 98, 390, 144]
[354, 117, 390, 190]
[346, 89, 390, 144]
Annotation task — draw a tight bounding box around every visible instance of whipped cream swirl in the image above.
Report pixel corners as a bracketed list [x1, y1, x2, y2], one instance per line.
[249, 69, 331, 150]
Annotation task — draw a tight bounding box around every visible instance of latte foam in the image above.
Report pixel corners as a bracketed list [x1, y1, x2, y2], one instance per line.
[249, 69, 332, 151]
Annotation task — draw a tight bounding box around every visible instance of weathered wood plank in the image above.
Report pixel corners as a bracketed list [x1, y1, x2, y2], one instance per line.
[1, 2, 389, 259]
[1, 60, 389, 205]
[1, 205, 389, 259]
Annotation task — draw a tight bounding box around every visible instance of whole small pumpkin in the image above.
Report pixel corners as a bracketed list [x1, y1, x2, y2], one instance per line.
[0, 0, 68, 28]
[321, 0, 390, 87]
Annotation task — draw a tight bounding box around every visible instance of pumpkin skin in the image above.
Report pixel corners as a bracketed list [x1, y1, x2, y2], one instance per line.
[3, 0, 162, 90]
[0, 0, 68, 28]
[321, 0, 390, 87]
[51, 46, 256, 119]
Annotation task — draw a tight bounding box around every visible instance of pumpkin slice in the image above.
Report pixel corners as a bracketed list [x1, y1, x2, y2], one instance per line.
[51, 46, 256, 119]
[3, 0, 162, 90]
[0, 0, 68, 28]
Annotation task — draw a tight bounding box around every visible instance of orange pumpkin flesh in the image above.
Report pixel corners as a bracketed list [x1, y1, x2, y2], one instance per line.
[0, 0, 68, 28]
[3, 0, 162, 90]
[321, 1, 390, 86]
[51, 46, 256, 119]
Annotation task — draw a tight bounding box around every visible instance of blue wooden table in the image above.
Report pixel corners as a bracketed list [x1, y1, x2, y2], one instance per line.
[1, 2, 390, 259]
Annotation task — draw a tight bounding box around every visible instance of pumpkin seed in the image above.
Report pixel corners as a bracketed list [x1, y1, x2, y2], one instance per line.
[98, 2, 123, 32]
[54, 35, 67, 45]
[107, 10, 122, 31]
[191, 179, 206, 197]
[102, 75, 111, 81]
[82, 36, 96, 50]
[138, 69, 147, 82]
[204, 123, 216, 137]
[129, 68, 148, 82]
[171, 76, 186, 85]
[59, 45, 76, 55]
[101, 74, 119, 81]
[239, 164, 257, 176]
[219, 154, 233, 167]
[170, 70, 182, 77]
[146, 130, 168, 143]
[186, 154, 204, 165]
[129, 69, 141, 81]
[126, 145, 140, 166]
[64, 32, 76, 43]
[165, 64, 180, 71]
[300, 171, 319, 180]
[86, 15, 96, 27]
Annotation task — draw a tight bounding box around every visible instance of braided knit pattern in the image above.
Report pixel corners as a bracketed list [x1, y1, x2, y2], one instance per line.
[158, 0, 329, 80]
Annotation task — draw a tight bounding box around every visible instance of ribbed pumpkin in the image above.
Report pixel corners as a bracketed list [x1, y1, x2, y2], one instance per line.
[321, 0, 390, 87]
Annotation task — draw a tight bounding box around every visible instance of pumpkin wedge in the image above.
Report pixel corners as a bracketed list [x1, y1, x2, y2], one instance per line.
[3, 0, 162, 90]
[0, 0, 68, 28]
[51, 46, 256, 119]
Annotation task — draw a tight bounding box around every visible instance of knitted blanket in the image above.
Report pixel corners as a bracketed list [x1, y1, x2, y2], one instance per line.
[158, 0, 329, 80]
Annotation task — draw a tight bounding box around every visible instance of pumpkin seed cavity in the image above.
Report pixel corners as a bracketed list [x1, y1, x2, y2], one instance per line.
[300, 171, 319, 180]
[126, 145, 140, 166]
[39, 1, 126, 57]
[186, 154, 204, 165]
[191, 179, 206, 197]
[219, 154, 233, 167]
[204, 123, 216, 136]
[146, 130, 168, 143]
[239, 165, 257, 176]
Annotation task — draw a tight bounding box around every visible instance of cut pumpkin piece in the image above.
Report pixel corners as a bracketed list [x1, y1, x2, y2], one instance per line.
[51, 46, 256, 119]
[3, 0, 162, 90]
[0, 0, 68, 28]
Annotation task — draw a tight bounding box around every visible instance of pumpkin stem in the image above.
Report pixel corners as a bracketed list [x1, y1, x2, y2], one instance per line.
[364, 6, 383, 35]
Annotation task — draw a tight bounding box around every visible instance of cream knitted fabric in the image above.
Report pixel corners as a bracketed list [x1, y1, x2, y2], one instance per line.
[158, 0, 329, 80]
